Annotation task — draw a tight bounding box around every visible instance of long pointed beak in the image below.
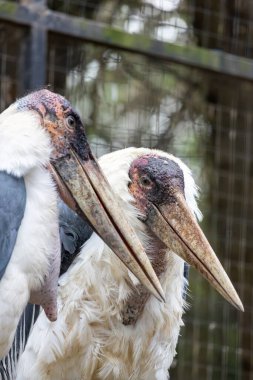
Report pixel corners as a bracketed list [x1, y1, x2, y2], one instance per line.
[49, 149, 165, 302]
[145, 191, 243, 311]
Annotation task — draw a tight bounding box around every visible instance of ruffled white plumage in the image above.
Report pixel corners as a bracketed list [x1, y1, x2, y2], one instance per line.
[17, 147, 201, 380]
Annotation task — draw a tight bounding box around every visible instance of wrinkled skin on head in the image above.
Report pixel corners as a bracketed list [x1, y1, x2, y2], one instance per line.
[129, 154, 185, 217]
[16, 89, 90, 161]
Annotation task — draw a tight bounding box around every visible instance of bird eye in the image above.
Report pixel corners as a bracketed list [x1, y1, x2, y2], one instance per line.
[140, 176, 152, 187]
[66, 115, 76, 129]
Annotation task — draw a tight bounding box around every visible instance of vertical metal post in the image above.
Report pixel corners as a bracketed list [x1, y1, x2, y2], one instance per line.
[29, 24, 47, 89]
[21, 0, 47, 90]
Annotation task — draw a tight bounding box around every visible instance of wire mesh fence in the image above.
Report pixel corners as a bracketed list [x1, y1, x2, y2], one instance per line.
[46, 35, 253, 379]
[0, 22, 28, 110]
[5, 0, 253, 58]
[47, 0, 253, 57]
[0, 0, 253, 379]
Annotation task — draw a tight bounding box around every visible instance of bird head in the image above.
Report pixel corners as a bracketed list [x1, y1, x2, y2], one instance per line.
[99, 147, 244, 311]
[15, 89, 90, 162]
[0, 90, 165, 302]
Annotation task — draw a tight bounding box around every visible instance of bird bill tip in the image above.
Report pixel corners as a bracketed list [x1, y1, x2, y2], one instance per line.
[232, 294, 244, 312]
[145, 192, 244, 311]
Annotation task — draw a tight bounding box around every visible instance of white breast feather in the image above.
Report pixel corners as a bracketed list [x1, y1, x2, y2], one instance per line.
[0, 167, 60, 359]
[17, 147, 201, 380]
[0, 110, 60, 359]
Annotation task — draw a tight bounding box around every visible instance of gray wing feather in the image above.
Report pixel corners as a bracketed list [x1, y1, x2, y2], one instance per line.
[0, 171, 26, 280]
[59, 199, 93, 275]
[0, 199, 93, 377]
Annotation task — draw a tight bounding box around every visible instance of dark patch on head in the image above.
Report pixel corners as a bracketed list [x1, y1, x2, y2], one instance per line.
[129, 154, 185, 211]
[66, 110, 90, 161]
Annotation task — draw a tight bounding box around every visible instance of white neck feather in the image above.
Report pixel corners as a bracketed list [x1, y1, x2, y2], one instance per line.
[0, 108, 51, 177]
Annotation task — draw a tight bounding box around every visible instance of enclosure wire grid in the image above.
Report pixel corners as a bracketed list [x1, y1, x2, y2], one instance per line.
[46, 0, 253, 58]
[46, 33, 252, 379]
[0, 0, 253, 378]
[0, 23, 27, 111]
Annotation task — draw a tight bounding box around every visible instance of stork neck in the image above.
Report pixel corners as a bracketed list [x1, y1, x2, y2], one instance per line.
[121, 235, 167, 326]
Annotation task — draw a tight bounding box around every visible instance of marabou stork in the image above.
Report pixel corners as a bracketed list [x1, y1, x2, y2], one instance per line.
[0, 93, 164, 361]
[16, 147, 243, 380]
